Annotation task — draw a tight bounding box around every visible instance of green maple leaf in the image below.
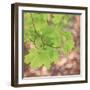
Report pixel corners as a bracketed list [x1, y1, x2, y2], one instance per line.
[24, 47, 59, 68]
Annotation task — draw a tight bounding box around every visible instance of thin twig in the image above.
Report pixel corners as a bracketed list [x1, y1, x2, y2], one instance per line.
[30, 14, 40, 36]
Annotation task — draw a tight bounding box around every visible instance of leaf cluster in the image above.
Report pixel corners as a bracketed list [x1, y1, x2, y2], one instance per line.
[24, 12, 74, 68]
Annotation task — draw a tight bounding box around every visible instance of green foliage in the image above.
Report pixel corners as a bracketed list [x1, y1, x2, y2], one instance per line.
[24, 13, 32, 42]
[25, 47, 59, 68]
[24, 12, 75, 69]
[62, 32, 74, 54]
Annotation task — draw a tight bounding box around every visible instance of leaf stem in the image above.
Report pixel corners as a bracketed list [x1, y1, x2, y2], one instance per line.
[30, 14, 40, 36]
